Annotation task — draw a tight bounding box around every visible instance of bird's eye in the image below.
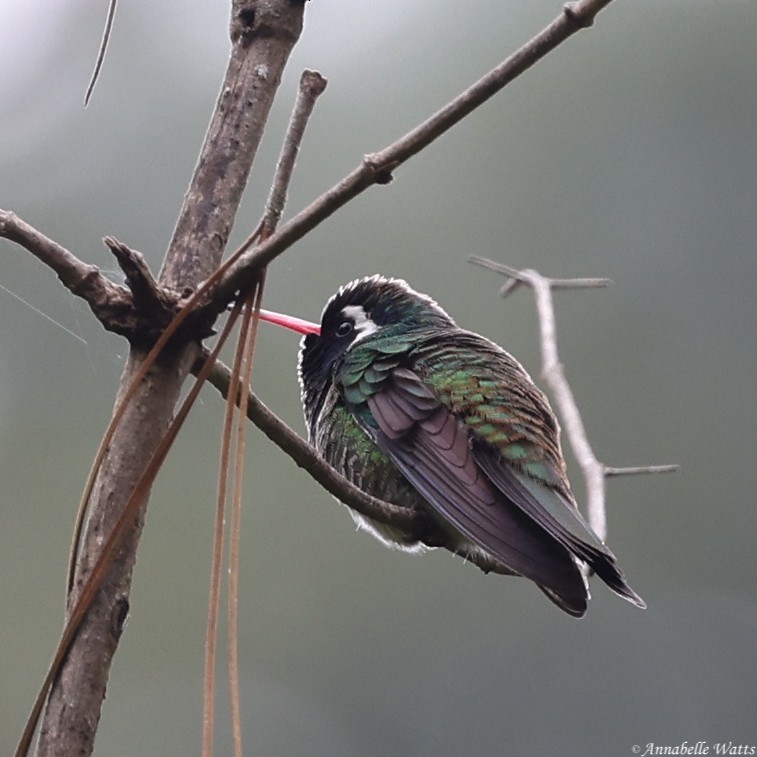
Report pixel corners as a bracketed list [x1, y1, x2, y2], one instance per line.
[335, 320, 353, 338]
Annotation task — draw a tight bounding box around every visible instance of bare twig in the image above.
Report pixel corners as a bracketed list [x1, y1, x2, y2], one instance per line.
[470, 258, 612, 294]
[209, 0, 619, 307]
[84, 0, 118, 106]
[0, 214, 202, 346]
[0, 209, 128, 308]
[470, 256, 677, 542]
[605, 464, 679, 477]
[103, 237, 160, 309]
[259, 70, 327, 236]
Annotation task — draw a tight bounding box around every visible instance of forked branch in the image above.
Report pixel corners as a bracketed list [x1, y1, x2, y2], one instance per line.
[469, 256, 678, 541]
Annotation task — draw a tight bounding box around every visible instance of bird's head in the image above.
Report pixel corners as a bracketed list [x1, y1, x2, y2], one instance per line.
[258, 275, 454, 427]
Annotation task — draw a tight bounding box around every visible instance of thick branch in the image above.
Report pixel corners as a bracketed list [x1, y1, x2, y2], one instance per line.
[0, 214, 211, 345]
[470, 257, 677, 542]
[159, 1, 305, 290]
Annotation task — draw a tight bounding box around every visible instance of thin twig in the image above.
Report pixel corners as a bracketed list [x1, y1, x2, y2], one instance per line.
[470, 257, 612, 292]
[103, 237, 161, 310]
[259, 70, 327, 236]
[605, 465, 679, 477]
[0, 209, 127, 305]
[209, 0, 618, 307]
[0, 214, 193, 345]
[470, 256, 677, 543]
[84, 0, 118, 107]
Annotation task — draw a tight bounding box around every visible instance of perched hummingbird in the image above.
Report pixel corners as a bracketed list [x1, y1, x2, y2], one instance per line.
[260, 276, 645, 617]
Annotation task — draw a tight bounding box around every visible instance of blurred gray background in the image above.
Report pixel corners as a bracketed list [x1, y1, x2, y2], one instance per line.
[1, 1, 755, 755]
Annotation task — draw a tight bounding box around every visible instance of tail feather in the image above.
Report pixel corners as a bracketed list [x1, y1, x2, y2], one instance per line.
[538, 584, 588, 618]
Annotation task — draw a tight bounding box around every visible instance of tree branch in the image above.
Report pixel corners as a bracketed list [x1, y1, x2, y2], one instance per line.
[259, 69, 327, 237]
[0, 209, 132, 319]
[469, 256, 678, 542]
[159, 1, 305, 291]
[208, 0, 619, 307]
[0, 213, 214, 346]
[198, 351, 421, 534]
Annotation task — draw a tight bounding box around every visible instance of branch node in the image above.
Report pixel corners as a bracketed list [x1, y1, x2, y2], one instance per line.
[300, 69, 327, 97]
[499, 278, 522, 298]
[362, 153, 397, 185]
[563, 2, 596, 28]
[67, 265, 108, 296]
[110, 597, 129, 642]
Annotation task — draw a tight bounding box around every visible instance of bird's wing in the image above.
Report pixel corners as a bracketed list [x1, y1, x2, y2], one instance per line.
[473, 452, 645, 608]
[351, 365, 587, 601]
[411, 330, 646, 609]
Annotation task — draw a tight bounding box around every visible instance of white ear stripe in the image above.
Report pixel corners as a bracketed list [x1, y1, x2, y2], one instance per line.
[341, 305, 379, 343]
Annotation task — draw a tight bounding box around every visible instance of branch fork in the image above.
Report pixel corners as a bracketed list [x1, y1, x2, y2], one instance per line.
[470, 256, 677, 542]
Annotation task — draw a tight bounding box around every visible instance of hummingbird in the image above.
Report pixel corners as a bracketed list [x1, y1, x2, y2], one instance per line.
[259, 275, 645, 617]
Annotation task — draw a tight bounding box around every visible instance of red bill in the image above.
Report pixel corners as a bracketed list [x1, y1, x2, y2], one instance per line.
[257, 308, 321, 336]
